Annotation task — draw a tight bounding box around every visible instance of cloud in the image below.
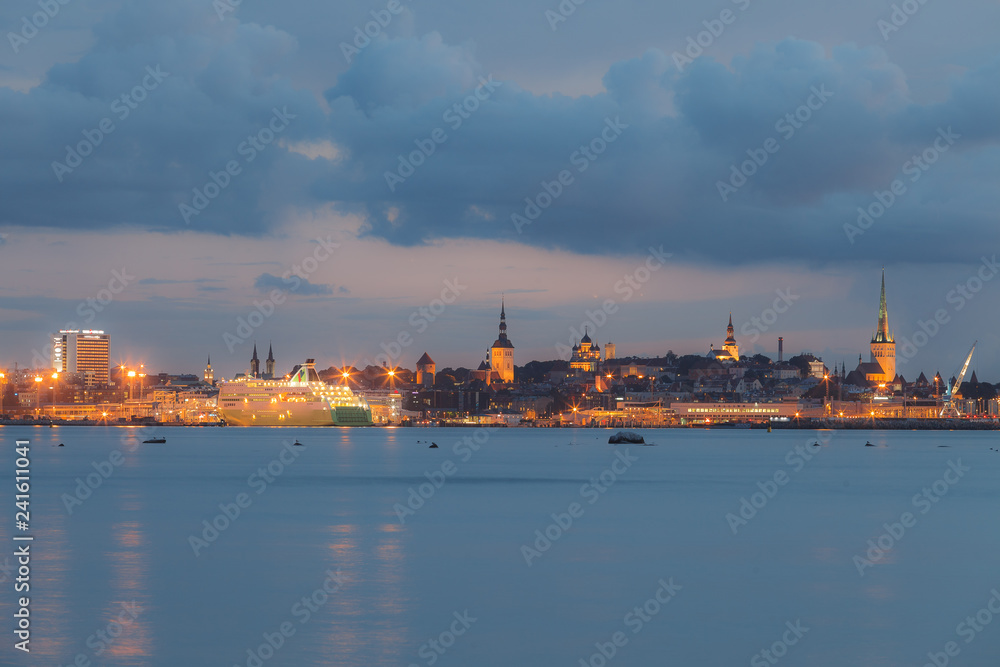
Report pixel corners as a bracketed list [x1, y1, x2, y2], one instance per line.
[139, 278, 222, 285]
[313, 34, 1000, 265]
[253, 272, 332, 295]
[1, 1, 999, 268]
[0, 0, 326, 235]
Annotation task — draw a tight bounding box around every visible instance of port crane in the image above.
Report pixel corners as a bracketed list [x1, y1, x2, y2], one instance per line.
[939, 341, 977, 418]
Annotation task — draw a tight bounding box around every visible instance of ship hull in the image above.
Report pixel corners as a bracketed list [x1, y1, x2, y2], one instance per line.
[220, 404, 372, 427]
[216, 366, 373, 427]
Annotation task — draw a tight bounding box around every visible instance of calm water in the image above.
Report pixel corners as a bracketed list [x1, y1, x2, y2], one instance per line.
[1, 426, 998, 666]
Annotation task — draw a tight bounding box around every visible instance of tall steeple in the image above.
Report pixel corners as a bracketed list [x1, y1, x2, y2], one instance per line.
[265, 342, 275, 379]
[722, 311, 739, 360]
[868, 268, 896, 386]
[873, 268, 892, 343]
[490, 296, 514, 384]
[250, 343, 260, 378]
[204, 355, 214, 385]
[497, 296, 508, 343]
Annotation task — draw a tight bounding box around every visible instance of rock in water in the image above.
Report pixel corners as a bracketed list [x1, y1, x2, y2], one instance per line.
[609, 431, 644, 444]
[429, 443, 439, 448]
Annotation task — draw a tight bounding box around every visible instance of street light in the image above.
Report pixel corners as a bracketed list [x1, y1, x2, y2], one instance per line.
[34, 376, 42, 411]
[127, 370, 136, 401]
[0, 372, 5, 418]
[51, 372, 58, 406]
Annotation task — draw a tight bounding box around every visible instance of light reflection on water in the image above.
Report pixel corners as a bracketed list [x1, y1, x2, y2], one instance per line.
[0, 426, 997, 666]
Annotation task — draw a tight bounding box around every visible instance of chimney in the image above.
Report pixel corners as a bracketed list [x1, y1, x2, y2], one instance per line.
[778, 337, 784, 363]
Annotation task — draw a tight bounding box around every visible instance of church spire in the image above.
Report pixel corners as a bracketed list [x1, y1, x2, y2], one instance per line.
[873, 268, 892, 343]
[498, 297, 508, 340]
[265, 341, 275, 379]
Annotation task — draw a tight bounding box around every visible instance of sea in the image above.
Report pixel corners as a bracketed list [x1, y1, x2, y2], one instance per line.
[1, 425, 998, 667]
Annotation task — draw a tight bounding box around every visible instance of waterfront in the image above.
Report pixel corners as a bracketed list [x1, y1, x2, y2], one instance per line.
[1, 426, 999, 666]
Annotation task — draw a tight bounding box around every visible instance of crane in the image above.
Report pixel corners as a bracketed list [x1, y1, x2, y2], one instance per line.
[940, 342, 977, 418]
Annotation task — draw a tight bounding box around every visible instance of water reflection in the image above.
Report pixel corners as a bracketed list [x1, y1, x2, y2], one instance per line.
[31, 499, 71, 660]
[318, 516, 410, 665]
[102, 492, 153, 662]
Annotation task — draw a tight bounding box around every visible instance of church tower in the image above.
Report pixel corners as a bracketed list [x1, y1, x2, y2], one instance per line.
[204, 356, 214, 385]
[722, 313, 740, 361]
[265, 343, 275, 379]
[869, 268, 896, 384]
[489, 298, 515, 384]
[250, 343, 260, 378]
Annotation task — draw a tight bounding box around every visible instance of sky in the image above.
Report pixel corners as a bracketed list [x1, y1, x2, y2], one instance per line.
[0, 0, 998, 380]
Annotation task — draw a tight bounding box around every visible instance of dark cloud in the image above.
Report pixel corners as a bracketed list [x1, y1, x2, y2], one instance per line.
[1, 1, 999, 268]
[318, 35, 1000, 265]
[253, 272, 332, 296]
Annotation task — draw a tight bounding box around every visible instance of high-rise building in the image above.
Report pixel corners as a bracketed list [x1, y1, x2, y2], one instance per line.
[488, 299, 515, 384]
[51, 330, 111, 386]
[869, 268, 896, 384]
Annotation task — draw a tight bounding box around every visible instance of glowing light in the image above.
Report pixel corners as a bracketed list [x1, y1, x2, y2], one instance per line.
[34, 377, 42, 383]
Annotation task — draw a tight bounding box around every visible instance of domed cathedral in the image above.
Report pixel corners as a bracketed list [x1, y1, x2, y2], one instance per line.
[488, 298, 515, 384]
[570, 328, 602, 373]
[868, 269, 896, 385]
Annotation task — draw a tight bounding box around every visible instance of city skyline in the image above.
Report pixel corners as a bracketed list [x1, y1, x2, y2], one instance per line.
[3, 264, 995, 384]
[1, 0, 999, 379]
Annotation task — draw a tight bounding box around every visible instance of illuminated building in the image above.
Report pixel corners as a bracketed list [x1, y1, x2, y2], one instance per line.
[570, 329, 602, 373]
[709, 314, 740, 362]
[604, 341, 616, 361]
[868, 269, 896, 384]
[415, 352, 436, 387]
[488, 299, 514, 384]
[51, 330, 110, 386]
[204, 356, 214, 385]
[851, 269, 896, 386]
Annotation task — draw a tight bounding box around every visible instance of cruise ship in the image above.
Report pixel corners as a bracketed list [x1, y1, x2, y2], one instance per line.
[217, 360, 373, 426]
